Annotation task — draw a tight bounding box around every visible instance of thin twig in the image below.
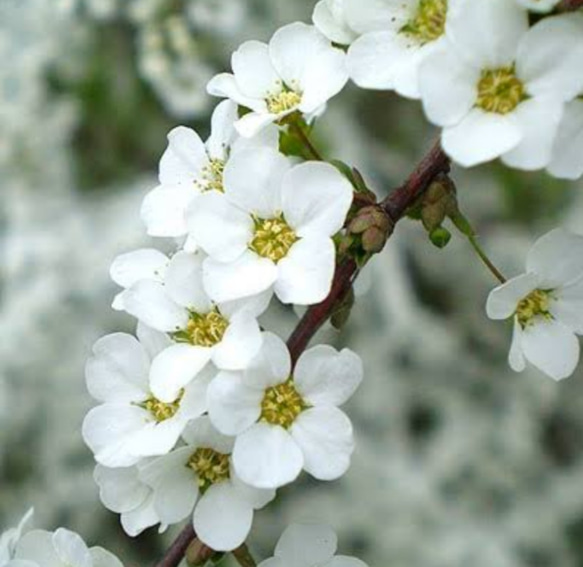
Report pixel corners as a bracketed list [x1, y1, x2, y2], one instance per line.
[290, 122, 324, 161]
[155, 524, 196, 567]
[558, 0, 583, 10]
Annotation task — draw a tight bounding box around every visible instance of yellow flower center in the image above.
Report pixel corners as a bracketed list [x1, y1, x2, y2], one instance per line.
[173, 308, 229, 347]
[141, 390, 184, 422]
[249, 213, 298, 263]
[401, 0, 447, 44]
[266, 89, 302, 115]
[187, 447, 231, 492]
[516, 289, 553, 328]
[197, 158, 225, 193]
[476, 67, 527, 115]
[260, 379, 307, 429]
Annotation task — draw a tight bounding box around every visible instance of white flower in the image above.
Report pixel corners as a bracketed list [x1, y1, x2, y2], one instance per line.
[94, 463, 167, 537]
[419, 5, 583, 169]
[0, 509, 33, 566]
[207, 333, 363, 489]
[207, 22, 348, 137]
[7, 528, 122, 567]
[548, 97, 583, 180]
[486, 229, 583, 381]
[258, 524, 368, 567]
[82, 323, 210, 467]
[110, 248, 169, 311]
[121, 251, 266, 402]
[514, 0, 560, 12]
[346, 0, 460, 98]
[312, 0, 358, 45]
[139, 417, 275, 552]
[141, 100, 278, 244]
[188, 148, 353, 306]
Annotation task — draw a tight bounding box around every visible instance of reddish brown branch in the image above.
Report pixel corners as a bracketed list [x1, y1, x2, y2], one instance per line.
[558, 0, 583, 10]
[287, 140, 449, 362]
[154, 524, 196, 567]
[154, 141, 450, 567]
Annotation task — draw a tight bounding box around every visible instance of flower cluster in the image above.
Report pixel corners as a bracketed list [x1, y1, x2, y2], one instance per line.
[79, 0, 583, 563]
[0, 511, 122, 567]
[313, 0, 583, 177]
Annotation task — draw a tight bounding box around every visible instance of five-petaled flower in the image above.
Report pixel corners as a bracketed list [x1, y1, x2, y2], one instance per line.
[207, 22, 348, 137]
[207, 333, 363, 489]
[487, 229, 583, 381]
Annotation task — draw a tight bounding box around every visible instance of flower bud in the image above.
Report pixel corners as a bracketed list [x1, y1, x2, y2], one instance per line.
[429, 227, 452, 248]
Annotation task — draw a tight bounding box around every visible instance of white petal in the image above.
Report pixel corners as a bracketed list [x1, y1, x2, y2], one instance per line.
[86, 333, 149, 403]
[275, 237, 335, 305]
[150, 344, 213, 403]
[223, 147, 290, 219]
[526, 229, 583, 288]
[327, 558, 368, 567]
[233, 424, 304, 489]
[140, 448, 199, 524]
[94, 465, 150, 514]
[141, 185, 197, 238]
[218, 289, 273, 320]
[177, 371, 213, 421]
[52, 529, 91, 567]
[418, 41, 480, 127]
[207, 73, 264, 111]
[517, 14, 583, 101]
[242, 332, 291, 390]
[120, 494, 160, 537]
[446, 0, 528, 68]
[136, 322, 173, 361]
[159, 126, 207, 185]
[211, 313, 263, 370]
[282, 162, 353, 238]
[207, 371, 262, 436]
[187, 192, 253, 264]
[522, 319, 580, 381]
[274, 524, 337, 564]
[548, 99, 583, 181]
[206, 100, 238, 159]
[181, 415, 235, 454]
[230, 470, 276, 510]
[164, 251, 212, 312]
[82, 405, 147, 468]
[235, 112, 279, 139]
[502, 97, 563, 171]
[486, 273, 538, 320]
[232, 40, 280, 99]
[294, 346, 363, 407]
[110, 249, 168, 289]
[442, 109, 521, 167]
[514, 0, 559, 12]
[203, 251, 277, 303]
[15, 531, 61, 567]
[89, 548, 123, 567]
[123, 281, 188, 333]
[344, 0, 412, 34]
[551, 278, 583, 334]
[124, 418, 186, 460]
[313, 0, 357, 45]
[291, 406, 354, 481]
[194, 483, 254, 552]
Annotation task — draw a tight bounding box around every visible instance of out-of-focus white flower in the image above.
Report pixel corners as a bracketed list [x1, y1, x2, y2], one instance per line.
[8, 528, 122, 567]
[207, 22, 348, 137]
[258, 524, 368, 567]
[121, 251, 266, 402]
[94, 463, 167, 537]
[0, 509, 33, 566]
[140, 417, 275, 551]
[514, 0, 560, 12]
[548, 97, 583, 180]
[110, 248, 169, 311]
[487, 229, 583, 381]
[346, 0, 460, 98]
[189, 148, 353, 306]
[419, 5, 583, 169]
[312, 0, 358, 46]
[207, 333, 362, 489]
[82, 323, 210, 467]
[141, 101, 278, 245]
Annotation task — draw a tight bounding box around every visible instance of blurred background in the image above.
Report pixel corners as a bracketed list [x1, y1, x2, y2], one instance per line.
[1, 0, 583, 565]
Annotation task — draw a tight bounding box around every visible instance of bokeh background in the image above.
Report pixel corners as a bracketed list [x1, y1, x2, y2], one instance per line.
[2, 1, 583, 565]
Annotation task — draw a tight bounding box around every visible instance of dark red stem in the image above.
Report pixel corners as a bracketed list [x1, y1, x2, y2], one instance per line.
[154, 524, 196, 567]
